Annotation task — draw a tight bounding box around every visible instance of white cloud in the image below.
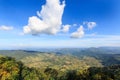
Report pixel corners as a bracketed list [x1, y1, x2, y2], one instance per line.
[23, 0, 65, 35]
[62, 24, 71, 32]
[71, 25, 84, 38]
[0, 25, 13, 31]
[87, 22, 96, 30]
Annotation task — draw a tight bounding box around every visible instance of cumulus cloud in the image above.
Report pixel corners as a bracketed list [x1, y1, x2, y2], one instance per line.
[71, 25, 84, 38]
[23, 0, 65, 35]
[62, 24, 71, 32]
[0, 25, 13, 31]
[87, 22, 96, 30]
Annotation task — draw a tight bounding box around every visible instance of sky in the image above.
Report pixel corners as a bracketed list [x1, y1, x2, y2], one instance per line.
[0, 0, 120, 49]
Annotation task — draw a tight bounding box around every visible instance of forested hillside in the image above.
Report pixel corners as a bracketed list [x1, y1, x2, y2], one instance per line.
[0, 48, 120, 67]
[0, 48, 120, 80]
[0, 55, 120, 80]
[0, 51, 103, 70]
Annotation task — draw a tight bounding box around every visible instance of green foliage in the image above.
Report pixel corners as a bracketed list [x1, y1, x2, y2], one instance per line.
[0, 56, 19, 80]
[0, 56, 120, 80]
[21, 53, 103, 70]
[0, 49, 120, 67]
[0, 48, 120, 80]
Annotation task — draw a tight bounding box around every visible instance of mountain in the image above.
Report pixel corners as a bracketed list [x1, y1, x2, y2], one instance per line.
[0, 55, 120, 80]
[0, 47, 120, 80]
[0, 50, 103, 70]
[0, 47, 120, 67]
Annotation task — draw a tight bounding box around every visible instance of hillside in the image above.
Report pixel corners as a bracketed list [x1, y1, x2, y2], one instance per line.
[21, 53, 103, 70]
[0, 56, 120, 80]
[0, 50, 103, 70]
[0, 47, 120, 67]
[0, 48, 120, 80]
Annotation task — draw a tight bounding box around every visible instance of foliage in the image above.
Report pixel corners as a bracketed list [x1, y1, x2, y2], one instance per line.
[0, 48, 120, 67]
[0, 56, 120, 80]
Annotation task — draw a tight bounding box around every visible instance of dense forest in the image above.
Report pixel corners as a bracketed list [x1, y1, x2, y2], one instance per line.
[0, 55, 120, 80]
[0, 48, 120, 80]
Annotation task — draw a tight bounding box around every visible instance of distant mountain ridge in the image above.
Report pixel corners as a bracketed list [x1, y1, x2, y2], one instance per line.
[0, 47, 120, 67]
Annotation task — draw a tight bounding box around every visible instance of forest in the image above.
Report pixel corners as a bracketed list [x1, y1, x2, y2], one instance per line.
[0, 48, 120, 80]
[0, 55, 120, 80]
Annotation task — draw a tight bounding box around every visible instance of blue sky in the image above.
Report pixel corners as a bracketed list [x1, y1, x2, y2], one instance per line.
[0, 0, 120, 49]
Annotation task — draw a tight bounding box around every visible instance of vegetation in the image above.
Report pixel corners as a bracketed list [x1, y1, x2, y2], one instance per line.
[21, 53, 102, 70]
[0, 56, 120, 80]
[0, 48, 120, 80]
[0, 48, 120, 67]
[0, 50, 103, 70]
